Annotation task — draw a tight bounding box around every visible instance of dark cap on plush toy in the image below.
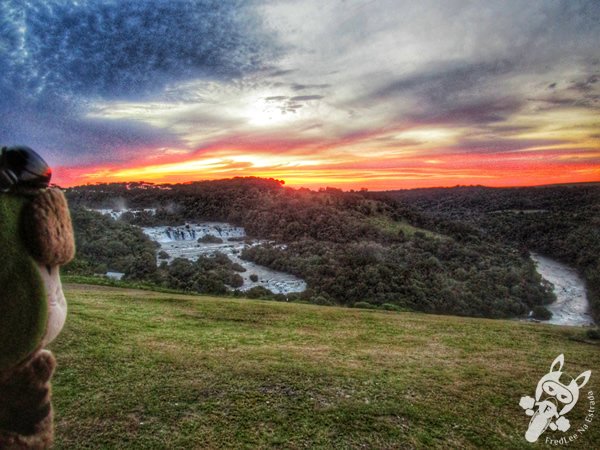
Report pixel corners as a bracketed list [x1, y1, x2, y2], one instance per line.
[0, 146, 52, 193]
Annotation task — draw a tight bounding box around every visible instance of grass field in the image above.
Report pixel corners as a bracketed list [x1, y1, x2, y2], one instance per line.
[367, 216, 442, 239]
[50, 284, 599, 449]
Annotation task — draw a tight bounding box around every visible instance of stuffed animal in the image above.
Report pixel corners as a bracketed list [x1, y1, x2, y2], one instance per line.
[0, 146, 75, 449]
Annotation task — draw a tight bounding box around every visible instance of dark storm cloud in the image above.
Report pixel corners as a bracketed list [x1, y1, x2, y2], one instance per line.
[570, 74, 599, 93]
[0, 0, 278, 164]
[353, 60, 524, 126]
[0, 0, 278, 99]
[527, 71, 600, 111]
[367, 60, 514, 104]
[290, 95, 324, 101]
[291, 83, 330, 91]
[346, 0, 600, 128]
[262, 94, 326, 115]
[0, 96, 184, 165]
[567, 73, 600, 107]
[409, 96, 526, 126]
[268, 69, 296, 77]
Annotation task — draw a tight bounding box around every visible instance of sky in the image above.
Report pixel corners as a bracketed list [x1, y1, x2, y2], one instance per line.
[1, 0, 599, 190]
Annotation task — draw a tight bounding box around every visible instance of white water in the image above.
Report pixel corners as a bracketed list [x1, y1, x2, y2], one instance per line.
[96, 208, 156, 220]
[95, 209, 307, 295]
[142, 223, 307, 295]
[531, 253, 594, 326]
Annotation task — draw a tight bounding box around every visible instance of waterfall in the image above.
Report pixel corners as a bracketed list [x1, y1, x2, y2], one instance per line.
[165, 225, 198, 241]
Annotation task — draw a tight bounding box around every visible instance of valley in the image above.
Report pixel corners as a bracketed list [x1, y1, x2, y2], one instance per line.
[65, 180, 600, 324]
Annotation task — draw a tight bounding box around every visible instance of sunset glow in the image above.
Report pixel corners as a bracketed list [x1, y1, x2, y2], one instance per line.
[2, 1, 599, 190]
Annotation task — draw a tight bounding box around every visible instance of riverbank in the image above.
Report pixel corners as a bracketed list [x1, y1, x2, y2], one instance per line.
[531, 253, 594, 327]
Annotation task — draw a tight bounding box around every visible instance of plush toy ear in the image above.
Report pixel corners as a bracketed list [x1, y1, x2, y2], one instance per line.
[21, 188, 75, 266]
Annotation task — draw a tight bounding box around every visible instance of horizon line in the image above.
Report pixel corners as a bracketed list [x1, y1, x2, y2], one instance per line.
[58, 177, 600, 193]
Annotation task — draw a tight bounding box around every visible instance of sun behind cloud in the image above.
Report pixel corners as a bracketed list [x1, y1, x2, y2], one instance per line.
[2, 0, 599, 189]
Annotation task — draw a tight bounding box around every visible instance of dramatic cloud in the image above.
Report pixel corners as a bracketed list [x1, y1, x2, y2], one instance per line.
[0, 0, 278, 166]
[1, 0, 599, 188]
[0, 0, 277, 99]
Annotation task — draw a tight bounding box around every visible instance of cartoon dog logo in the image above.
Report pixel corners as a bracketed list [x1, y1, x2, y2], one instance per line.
[519, 354, 591, 443]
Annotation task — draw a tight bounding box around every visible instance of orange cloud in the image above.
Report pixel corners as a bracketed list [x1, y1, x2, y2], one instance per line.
[53, 143, 600, 190]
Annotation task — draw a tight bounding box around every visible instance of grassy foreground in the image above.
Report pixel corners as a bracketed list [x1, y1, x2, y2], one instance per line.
[50, 284, 599, 449]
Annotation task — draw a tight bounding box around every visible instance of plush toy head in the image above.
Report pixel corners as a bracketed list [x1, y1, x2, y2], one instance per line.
[0, 146, 74, 372]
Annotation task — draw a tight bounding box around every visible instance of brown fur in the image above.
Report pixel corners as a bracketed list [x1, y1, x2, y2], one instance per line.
[0, 351, 56, 449]
[21, 189, 75, 266]
[1, 188, 74, 448]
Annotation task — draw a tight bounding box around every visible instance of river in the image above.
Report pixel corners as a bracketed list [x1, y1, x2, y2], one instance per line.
[141, 223, 307, 295]
[530, 253, 594, 327]
[95, 208, 307, 295]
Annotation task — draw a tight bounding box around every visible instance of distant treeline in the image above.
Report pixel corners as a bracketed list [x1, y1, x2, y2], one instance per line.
[64, 179, 600, 320]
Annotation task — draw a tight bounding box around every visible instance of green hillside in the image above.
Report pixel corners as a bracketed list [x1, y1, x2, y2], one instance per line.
[50, 284, 599, 449]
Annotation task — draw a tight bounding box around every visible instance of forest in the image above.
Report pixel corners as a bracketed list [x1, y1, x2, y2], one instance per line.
[371, 184, 600, 322]
[64, 179, 599, 321]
